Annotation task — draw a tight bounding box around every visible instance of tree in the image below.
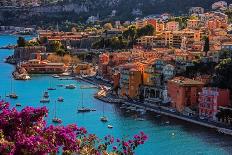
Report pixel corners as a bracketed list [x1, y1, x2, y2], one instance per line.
[137, 24, 155, 37]
[17, 37, 26, 47]
[214, 58, 232, 91]
[203, 36, 209, 56]
[48, 41, 63, 54]
[123, 25, 137, 47]
[103, 23, 113, 30]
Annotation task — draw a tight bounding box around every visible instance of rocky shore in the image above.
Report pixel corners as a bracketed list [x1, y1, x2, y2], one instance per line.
[12, 66, 30, 80]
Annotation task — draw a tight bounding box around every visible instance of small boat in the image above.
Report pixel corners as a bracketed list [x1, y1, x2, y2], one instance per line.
[47, 87, 56, 90]
[136, 118, 145, 121]
[77, 92, 91, 113]
[80, 85, 98, 89]
[9, 93, 18, 99]
[78, 108, 91, 113]
[24, 75, 31, 80]
[165, 121, 170, 124]
[91, 109, 97, 111]
[43, 91, 49, 98]
[52, 74, 60, 78]
[9, 80, 18, 99]
[61, 72, 70, 76]
[16, 103, 22, 107]
[65, 84, 76, 89]
[52, 101, 62, 124]
[52, 118, 62, 124]
[40, 98, 50, 103]
[48, 79, 56, 90]
[107, 125, 113, 129]
[57, 84, 64, 87]
[100, 116, 108, 122]
[57, 97, 64, 102]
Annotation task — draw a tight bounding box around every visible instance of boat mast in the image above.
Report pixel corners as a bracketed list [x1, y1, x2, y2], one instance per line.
[81, 91, 84, 108]
[54, 101, 57, 118]
[102, 103, 105, 117]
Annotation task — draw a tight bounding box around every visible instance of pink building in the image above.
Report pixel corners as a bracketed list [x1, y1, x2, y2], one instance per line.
[198, 87, 230, 121]
[166, 21, 179, 31]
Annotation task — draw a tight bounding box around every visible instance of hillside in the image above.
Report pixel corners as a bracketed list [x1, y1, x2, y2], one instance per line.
[0, 0, 230, 26]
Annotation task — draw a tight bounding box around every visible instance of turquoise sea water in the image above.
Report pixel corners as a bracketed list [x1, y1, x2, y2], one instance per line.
[0, 35, 232, 155]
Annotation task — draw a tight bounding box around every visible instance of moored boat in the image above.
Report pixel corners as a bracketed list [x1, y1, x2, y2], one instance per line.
[52, 101, 62, 124]
[100, 116, 108, 122]
[9, 93, 18, 99]
[57, 97, 64, 102]
[65, 84, 76, 89]
[52, 74, 60, 78]
[107, 125, 113, 129]
[43, 91, 49, 98]
[16, 103, 22, 107]
[40, 98, 50, 103]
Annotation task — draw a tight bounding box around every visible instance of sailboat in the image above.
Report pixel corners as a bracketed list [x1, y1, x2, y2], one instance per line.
[47, 79, 56, 90]
[43, 91, 49, 98]
[77, 92, 91, 113]
[8, 79, 18, 99]
[100, 103, 108, 122]
[40, 91, 50, 103]
[52, 101, 62, 124]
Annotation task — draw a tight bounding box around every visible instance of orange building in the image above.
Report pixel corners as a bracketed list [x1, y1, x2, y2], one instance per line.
[168, 77, 204, 112]
[119, 63, 143, 99]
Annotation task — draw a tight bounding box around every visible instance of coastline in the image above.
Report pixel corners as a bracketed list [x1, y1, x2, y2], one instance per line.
[78, 76, 232, 136]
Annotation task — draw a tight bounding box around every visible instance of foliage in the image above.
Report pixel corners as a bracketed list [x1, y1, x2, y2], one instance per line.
[214, 58, 232, 91]
[203, 36, 209, 56]
[17, 37, 26, 47]
[0, 101, 147, 155]
[123, 25, 137, 42]
[92, 37, 129, 50]
[137, 24, 155, 37]
[219, 50, 232, 59]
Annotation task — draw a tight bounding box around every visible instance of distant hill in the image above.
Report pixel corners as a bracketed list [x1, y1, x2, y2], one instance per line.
[0, 0, 230, 26]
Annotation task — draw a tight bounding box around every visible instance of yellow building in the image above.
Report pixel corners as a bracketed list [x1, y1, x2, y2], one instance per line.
[136, 20, 148, 29]
[75, 63, 92, 75]
[172, 30, 202, 48]
[156, 22, 165, 32]
[187, 19, 201, 29]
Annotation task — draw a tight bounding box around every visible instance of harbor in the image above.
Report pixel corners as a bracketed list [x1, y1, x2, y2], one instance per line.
[1, 35, 232, 155]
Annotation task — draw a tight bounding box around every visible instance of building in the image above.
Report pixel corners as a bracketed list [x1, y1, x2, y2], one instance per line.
[162, 64, 175, 82]
[147, 19, 157, 29]
[156, 23, 165, 32]
[119, 63, 142, 99]
[14, 46, 46, 62]
[221, 42, 232, 51]
[136, 20, 147, 29]
[187, 19, 201, 29]
[168, 77, 204, 112]
[166, 21, 179, 31]
[199, 87, 230, 121]
[189, 7, 204, 15]
[172, 30, 202, 48]
[21, 53, 67, 74]
[75, 63, 92, 75]
[212, 1, 228, 10]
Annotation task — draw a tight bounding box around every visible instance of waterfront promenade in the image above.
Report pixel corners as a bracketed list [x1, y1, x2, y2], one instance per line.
[80, 76, 232, 136]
